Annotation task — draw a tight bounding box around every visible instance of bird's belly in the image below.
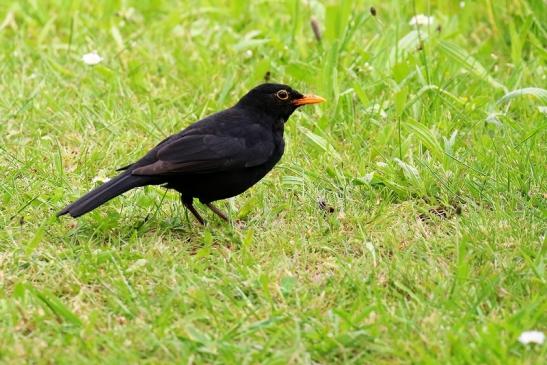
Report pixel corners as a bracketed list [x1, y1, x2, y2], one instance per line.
[167, 136, 284, 203]
[168, 161, 278, 203]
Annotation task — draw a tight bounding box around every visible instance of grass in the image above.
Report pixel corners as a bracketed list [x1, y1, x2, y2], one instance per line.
[0, 0, 545, 363]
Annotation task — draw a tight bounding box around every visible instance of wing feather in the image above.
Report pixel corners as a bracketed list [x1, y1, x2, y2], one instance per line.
[132, 130, 274, 176]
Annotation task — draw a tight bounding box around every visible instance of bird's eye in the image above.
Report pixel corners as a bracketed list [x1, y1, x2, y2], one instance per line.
[276, 90, 289, 100]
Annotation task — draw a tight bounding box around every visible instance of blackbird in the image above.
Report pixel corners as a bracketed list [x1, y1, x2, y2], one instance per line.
[57, 83, 325, 224]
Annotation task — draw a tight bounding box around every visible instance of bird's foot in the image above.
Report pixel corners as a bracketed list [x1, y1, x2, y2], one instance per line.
[204, 203, 229, 222]
[181, 198, 205, 225]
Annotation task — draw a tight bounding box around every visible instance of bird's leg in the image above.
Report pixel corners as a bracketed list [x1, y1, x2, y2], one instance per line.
[181, 196, 205, 225]
[204, 203, 229, 221]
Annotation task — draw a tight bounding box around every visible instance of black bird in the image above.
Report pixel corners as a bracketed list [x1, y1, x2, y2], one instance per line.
[57, 83, 325, 224]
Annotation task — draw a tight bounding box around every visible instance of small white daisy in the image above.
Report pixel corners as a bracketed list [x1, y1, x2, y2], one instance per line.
[362, 172, 375, 183]
[518, 330, 544, 345]
[82, 52, 103, 66]
[409, 14, 434, 26]
[92, 174, 110, 184]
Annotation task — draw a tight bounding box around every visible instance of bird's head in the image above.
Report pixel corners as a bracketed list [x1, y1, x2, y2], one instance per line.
[236, 83, 325, 121]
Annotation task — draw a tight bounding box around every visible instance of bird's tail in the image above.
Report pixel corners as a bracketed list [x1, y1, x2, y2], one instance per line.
[57, 172, 151, 218]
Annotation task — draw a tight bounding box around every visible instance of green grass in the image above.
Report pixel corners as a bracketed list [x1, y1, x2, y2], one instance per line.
[1, 0, 546, 363]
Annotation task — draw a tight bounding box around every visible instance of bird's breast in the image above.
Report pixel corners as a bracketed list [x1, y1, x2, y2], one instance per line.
[273, 128, 285, 156]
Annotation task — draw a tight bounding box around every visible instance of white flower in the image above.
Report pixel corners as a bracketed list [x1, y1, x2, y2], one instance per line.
[409, 14, 434, 26]
[362, 172, 375, 183]
[459, 1, 465, 8]
[92, 174, 110, 184]
[82, 52, 103, 65]
[518, 330, 544, 345]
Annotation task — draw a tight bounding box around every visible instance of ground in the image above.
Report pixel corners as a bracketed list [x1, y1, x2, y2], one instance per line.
[0, 0, 545, 364]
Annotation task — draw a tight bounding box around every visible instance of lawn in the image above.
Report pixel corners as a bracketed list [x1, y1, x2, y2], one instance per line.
[0, 0, 545, 363]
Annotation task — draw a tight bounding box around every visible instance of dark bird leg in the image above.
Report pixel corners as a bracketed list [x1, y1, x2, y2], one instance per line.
[181, 196, 205, 225]
[205, 203, 228, 221]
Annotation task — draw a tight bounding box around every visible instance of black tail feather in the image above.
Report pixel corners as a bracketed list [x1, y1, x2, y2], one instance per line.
[57, 173, 151, 218]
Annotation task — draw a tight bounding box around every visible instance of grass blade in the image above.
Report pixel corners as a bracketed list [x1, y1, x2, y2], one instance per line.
[403, 120, 444, 161]
[298, 126, 341, 160]
[438, 40, 507, 92]
[390, 30, 429, 66]
[498, 87, 547, 104]
[31, 287, 82, 327]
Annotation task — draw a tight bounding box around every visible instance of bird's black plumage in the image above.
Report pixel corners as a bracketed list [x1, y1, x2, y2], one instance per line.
[57, 83, 325, 224]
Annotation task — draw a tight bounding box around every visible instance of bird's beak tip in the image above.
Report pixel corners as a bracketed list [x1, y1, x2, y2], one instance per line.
[292, 94, 326, 106]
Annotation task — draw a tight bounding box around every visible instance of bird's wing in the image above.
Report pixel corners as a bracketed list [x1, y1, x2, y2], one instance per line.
[131, 131, 274, 176]
[116, 134, 175, 172]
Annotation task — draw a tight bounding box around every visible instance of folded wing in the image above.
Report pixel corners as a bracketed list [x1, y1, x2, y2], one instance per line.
[132, 131, 274, 176]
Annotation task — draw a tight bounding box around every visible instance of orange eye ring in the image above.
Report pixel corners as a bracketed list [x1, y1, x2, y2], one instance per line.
[276, 90, 289, 100]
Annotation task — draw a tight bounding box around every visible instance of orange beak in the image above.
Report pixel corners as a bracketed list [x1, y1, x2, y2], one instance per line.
[292, 94, 326, 106]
